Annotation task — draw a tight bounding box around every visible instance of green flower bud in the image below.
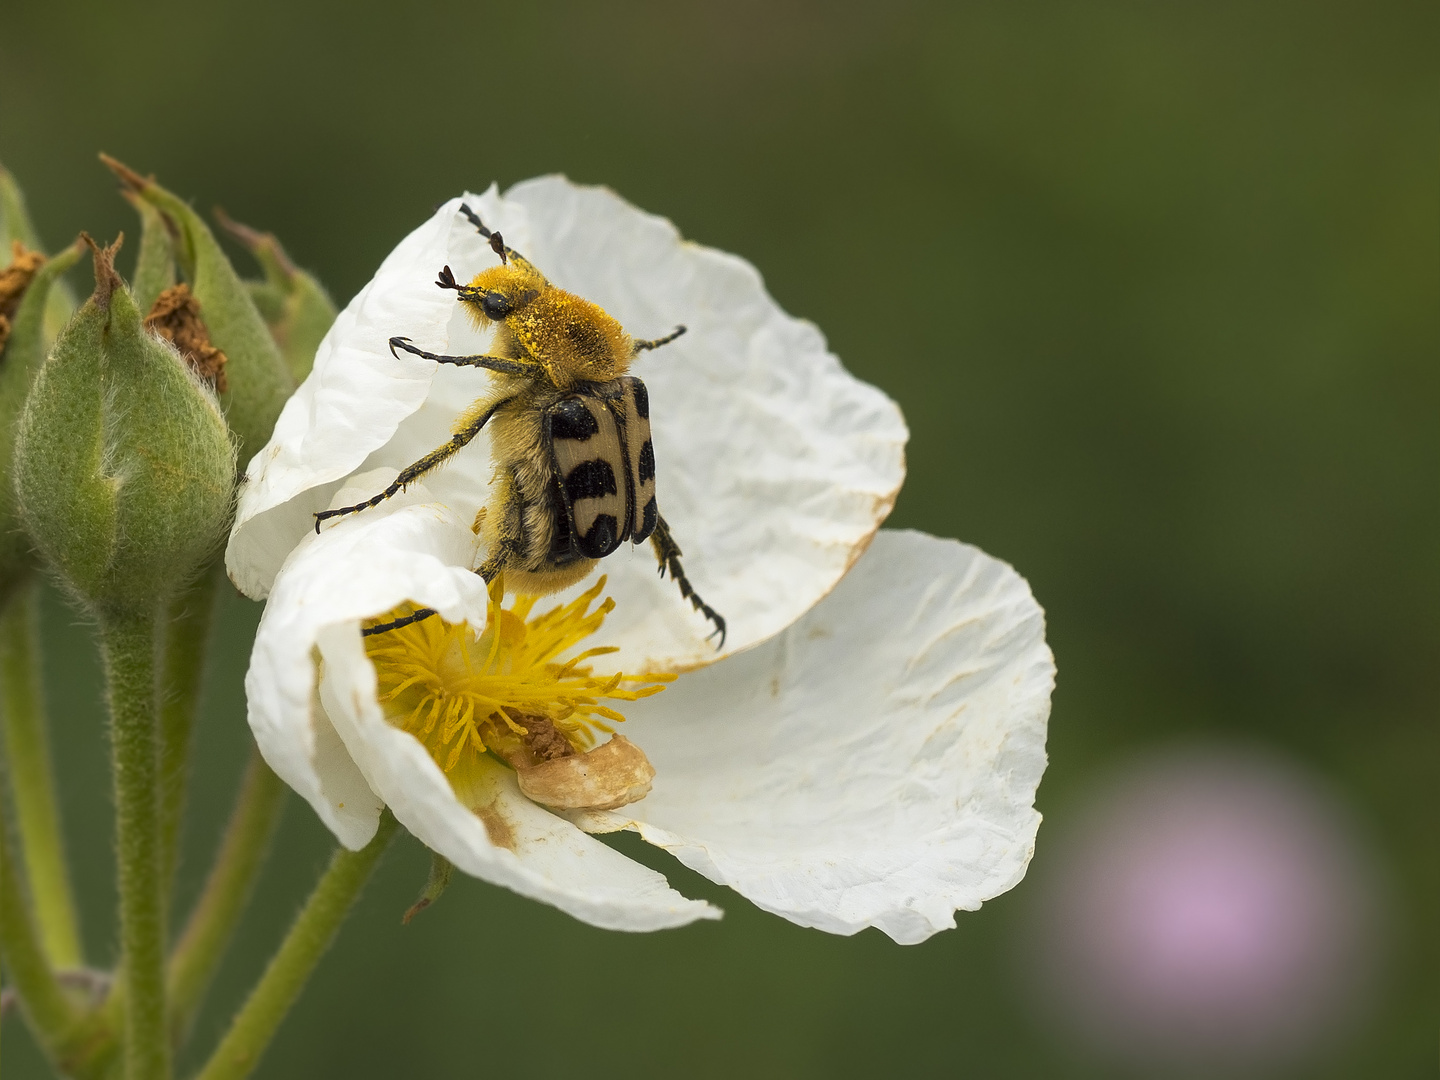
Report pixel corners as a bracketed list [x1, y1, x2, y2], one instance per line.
[0, 239, 84, 605]
[215, 209, 337, 383]
[125, 189, 177, 314]
[13, 236, 235, 619]
[0, 162, 78, 352]
[101, 155, 294, 458]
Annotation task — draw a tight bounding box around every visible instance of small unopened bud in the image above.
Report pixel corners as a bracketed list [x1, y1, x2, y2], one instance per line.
[101, 155, 293, 457]
[215, 209, 336, 383]
[1, 162, 77, 349]
[0, 242, 44, 352]
[401, 851, 454, 924]
[125, 189, 177, 313]
[0, 239, 83, 604]
[13, 236, 235, 618]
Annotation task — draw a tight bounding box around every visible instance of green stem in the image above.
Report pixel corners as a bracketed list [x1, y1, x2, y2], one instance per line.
[0, 774, 78, 1049]
[100, 609, 169, 1080]
[193, 813, 399, 1080]
[167, 747, 285, 1043]
[0, 582, 83, 968]
[159, 565, 221, 892]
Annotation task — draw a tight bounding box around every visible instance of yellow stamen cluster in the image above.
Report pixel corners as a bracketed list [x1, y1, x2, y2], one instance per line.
[363, 577, 672, 776]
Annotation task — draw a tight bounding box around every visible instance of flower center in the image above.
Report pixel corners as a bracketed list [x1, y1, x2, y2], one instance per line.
[362, 577, 671, 779]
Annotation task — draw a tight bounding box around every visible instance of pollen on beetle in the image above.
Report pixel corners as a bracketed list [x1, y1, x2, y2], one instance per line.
[362, 576, 672, 808]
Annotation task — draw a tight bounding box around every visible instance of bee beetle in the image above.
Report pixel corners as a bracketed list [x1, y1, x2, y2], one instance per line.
[315, 204, 725, 646]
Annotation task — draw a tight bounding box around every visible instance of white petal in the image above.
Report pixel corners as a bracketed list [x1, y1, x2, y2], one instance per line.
[249, 496, 717, 930]
[314, 623, 720, 932]
[477, 177, 907, 671]
[226, 178, 907, 672]
[576, 530, 1053, 944]
[244, 494, 488, 849]
[226, 192, 494, 599]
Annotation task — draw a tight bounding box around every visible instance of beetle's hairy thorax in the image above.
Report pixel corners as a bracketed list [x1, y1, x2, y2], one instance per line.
[467, 267, 633, 390]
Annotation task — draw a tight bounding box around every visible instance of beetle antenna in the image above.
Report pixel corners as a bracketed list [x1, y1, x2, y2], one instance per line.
[434, 265, 488, 303]
[457, 203, 492, 238]
[633, 325, 688, 353]
[490, 232, 507, 265]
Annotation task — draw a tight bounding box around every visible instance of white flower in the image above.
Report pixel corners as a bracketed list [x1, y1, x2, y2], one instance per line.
[227, 178, 1053, 943]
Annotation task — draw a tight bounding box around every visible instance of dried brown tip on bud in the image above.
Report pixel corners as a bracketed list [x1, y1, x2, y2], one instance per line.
[213, 207, 298, 277]
[516, 734, 655, 811]
[145, 284, 229, 393]
[80, 232, 124, 309]
[0, 242, 46, 353]
[98, 152, 151, 195]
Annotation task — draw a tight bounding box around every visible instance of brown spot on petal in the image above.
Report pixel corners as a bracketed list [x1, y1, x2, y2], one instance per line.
[475, 802, 516, 851]
[145, 283, 229, 392]
[517, 734, 655, 812]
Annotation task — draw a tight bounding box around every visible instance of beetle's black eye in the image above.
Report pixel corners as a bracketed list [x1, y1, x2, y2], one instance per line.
[481, 293, 511, 319]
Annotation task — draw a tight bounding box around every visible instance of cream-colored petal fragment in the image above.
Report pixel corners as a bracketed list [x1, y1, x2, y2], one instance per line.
[517, 735, 655, 811]
[495, 177, 907, 671]
[225, 193, 487, 599]
[578, 530, 1053, 945]
[244, 494, 488, 849]
[314, 624, 720, 932]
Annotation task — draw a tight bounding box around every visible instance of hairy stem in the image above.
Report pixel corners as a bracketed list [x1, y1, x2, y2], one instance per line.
[0, 775, 78, 1049]
[100, 609, 169, 1080]
[158, 565, 221, 892]
[0, 582, 82, 967]
[194, 813, 399, 1080]
[167, 747, 286, 1043]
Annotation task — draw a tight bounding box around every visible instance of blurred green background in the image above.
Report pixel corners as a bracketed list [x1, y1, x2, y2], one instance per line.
[1, 0, 1435, 1076]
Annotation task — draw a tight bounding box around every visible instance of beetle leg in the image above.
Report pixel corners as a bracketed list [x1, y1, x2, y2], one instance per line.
[389, 336, 544, 378]
[476, 466, 528, 583]
[361, 608, 438, 637]
[650, 516, 726, 648]
[313, 395, 513, 531]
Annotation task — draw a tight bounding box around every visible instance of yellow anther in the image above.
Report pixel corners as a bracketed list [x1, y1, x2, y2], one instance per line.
[363, 578, 667, 778]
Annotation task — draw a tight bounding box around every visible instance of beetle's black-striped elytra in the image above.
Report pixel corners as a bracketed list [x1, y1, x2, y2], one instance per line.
[315, 204, 725, 646]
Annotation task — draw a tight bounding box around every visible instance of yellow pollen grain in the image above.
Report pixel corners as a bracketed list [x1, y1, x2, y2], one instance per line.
[362, 576, 673, 777]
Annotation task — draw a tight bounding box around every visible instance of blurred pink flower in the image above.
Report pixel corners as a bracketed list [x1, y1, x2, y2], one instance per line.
[1026, 744, 1388, 1073]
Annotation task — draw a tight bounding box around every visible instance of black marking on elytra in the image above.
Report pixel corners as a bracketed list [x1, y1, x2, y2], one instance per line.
[637, 496, 657, 543]
[550, 398, 600, 441]
[565, 459, 617, 502]
[580, 514, 619, 558]
[636, 439, 655, 484]
[631, 380, 650, 419]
